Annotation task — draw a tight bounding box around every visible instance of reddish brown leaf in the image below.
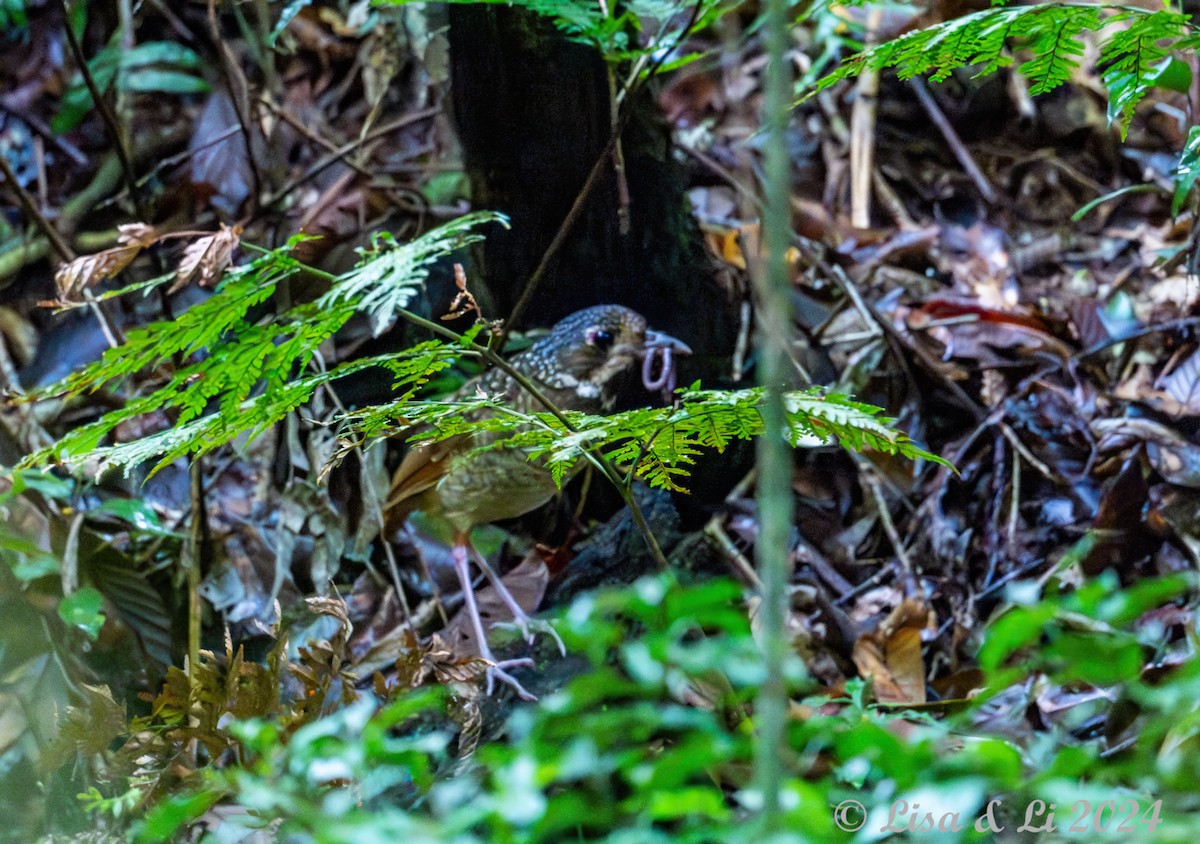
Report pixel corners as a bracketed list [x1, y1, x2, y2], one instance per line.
[851, 598, 931, 704]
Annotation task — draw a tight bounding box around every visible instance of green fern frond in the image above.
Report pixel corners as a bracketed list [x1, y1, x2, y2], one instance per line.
[30, 342, 464, 478]
[1018, 7, 1098, 95]
[805, 3, 1196, 138]
[1100, 10, 1186, 137]
[322, 210, 506, 337]
[343, 387, 951, 495]
[24, 213, 504, 477]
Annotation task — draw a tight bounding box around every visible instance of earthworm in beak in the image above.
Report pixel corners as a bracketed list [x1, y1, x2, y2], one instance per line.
[641, 330, 692, 399]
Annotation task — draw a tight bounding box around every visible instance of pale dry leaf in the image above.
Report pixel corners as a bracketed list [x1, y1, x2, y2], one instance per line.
[423, 632, 490, 685]
[54, 245, 143, 302]
[1161, 348, 1200, 414]
[170, 223, 243, 294]
[117, 222, 159, 249]
[306, 595, 351, 625]
[441, 262, 483, 321]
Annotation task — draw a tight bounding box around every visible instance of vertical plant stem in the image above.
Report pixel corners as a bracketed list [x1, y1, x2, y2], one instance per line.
[116, 0, 134, 146]
[848, 5, 881, 228]
[59, 0, 145, 219]
[186, 459, 206, 705]
[753, 0, 796, 832]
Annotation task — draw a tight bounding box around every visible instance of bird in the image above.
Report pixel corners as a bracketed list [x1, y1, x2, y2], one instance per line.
[383, 304, 691, 699]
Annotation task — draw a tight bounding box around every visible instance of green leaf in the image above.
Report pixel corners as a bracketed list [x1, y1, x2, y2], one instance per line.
[122, 68, 211, 95]
[977, 602, 1056, 672]
[59, 587, 106, 638]
[1174, 125, 1200, 216]
[121, 40, 204, 68]
[323, 210, 508, 336]
[1099, 10, 1186, 138]
[0, 523, 59, 581]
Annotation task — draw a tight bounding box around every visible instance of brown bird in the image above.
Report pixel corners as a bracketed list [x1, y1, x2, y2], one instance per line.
[384, 304, 690, 699]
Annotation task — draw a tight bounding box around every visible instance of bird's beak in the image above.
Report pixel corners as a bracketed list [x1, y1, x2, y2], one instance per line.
[643, 329, 692, 357]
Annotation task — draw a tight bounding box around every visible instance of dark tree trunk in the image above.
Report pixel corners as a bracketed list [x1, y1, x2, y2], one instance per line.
[447, 5, 734, 367]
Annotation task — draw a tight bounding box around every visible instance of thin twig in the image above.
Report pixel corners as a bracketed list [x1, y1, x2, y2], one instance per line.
[208, 0, 263, 213]
[0, 154, 73, 261]
[705, 519, 762, 588]
[0, 103, 87, 167]
[999, 421, 1054, 481]
[1006, 440, 1021, 560]
[121, 124, 241, 198]
[1074, 315, 1200, 360]
[0, 153, 124, 347]
[702, 469, 763, 588]
[260, 96, 377, 182]
[500, 107, 633, 344]
[606, 63, 632, 236]
[58, 0, 146, 218]
[833, 559, 899, 607]
[259, 108, 441, 211]
[864, 469, 919, 596]
[909, 77, 997, 205]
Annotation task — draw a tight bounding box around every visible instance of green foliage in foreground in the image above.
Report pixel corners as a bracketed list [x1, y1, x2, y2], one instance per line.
[23, 212, 506, 478]
[82, 572, 1199, 843]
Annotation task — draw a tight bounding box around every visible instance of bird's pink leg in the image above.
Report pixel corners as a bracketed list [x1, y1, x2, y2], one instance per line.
[468, 545, 566, 656]
[451, 544, 536, 701]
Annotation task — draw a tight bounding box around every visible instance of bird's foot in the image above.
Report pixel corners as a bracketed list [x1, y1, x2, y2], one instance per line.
[484, 657, 537, 701]
[494, 616, 567, 657]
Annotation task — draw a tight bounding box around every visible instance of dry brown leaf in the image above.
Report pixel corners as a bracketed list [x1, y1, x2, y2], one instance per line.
[117, 222, 159, 248]
[701, 221, 801, 273]
[422, 633, 490, 686]
[54, 246, 142, 302]
[386, 628, 489, 690]
[170, 223, 243, 294]
[442, 263, 484, 321]
[1160, 347, 1200, 415]
[51, 221, 162, 303]
[851, 598, 932, 704]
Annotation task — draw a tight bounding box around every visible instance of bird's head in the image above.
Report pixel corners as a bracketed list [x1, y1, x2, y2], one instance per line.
[521, 304, 691, 409]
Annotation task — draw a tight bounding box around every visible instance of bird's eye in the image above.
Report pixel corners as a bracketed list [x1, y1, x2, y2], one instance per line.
[588, 327, 614, 350]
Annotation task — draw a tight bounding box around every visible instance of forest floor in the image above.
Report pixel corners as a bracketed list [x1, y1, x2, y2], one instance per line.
[3, 1, 1200, 840]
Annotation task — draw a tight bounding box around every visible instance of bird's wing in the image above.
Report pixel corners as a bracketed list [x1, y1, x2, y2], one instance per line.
[381, 433, 462, 537]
